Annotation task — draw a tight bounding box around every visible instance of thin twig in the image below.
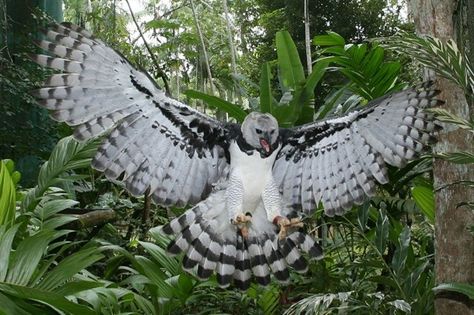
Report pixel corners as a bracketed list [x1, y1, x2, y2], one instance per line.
[125, 0, 171, 96]
[159, 3, 187, 19]
[189, 0, 214, 94]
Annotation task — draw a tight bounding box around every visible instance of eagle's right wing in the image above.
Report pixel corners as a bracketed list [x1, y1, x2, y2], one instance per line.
[31, 23, 231, 207]
[274, 83, 442, 216]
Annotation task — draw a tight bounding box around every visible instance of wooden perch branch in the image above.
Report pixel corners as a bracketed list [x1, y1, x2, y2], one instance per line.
[65, 209, 116, 230]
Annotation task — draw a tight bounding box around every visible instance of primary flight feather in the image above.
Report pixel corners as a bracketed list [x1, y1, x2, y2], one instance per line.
[32, 22, 441, 290]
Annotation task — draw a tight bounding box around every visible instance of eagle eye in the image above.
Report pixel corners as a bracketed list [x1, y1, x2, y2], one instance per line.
[255, 128, 262, 134]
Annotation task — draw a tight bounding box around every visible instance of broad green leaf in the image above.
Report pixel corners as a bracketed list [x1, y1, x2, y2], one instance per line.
[347, 44, 367, 65]
[0, 224, 20, 282]
[183, 90, 247, 122]
[375, 209, 389, 254]
[433, 282, 474, 299]
[6, 230, 57, 286]
[257, 286, 279, 315]
[54, 281, 105, 296]
[293, 60, 330, 124]
[276, 31, 305, 91]
[391, 226, 411, 275]
[133, 292, 156, 315]
[259, 62, 274, 114]
[412, 185, 435, 223]
[0, 283, 95, 314]
[42, 215, 77, 230]
[0, 291, 42, 315]
[404, 261, 429, 296]
[36, 199, 78, 222]
[0, 160, 16, 227]
[139, 241, 179, 276]
[134, 256, 174, 299]
[362, 47, 384, 77]
[149, 227, 173, 248]
[36, 247, 104, 291]
[371, 62, 401, 97]
[313, 32, 345, 47]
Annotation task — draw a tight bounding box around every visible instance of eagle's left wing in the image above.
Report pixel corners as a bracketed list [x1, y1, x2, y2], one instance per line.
[273, 83, 442, 216]
[31, 23, 231, 207]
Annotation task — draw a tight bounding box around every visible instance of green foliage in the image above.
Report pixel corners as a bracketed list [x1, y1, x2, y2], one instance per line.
[0, 134, 156, 314]
[239, 0, 407, 86]
[433, 282, 474, 300]
[186, 31, 328, 127]
[0, 160, 20, 227]
[4, 2, 474, 313]
[22, 136, 99, 213]
[379, 32, 474, 100]
[314, 31, 404, 100]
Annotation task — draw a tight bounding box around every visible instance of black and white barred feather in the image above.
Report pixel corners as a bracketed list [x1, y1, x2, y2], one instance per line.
[161, 189, 323, 289]
[31, 22, 441, 289]
[31, 22, 230, 208]
[274, 84, 442, 216]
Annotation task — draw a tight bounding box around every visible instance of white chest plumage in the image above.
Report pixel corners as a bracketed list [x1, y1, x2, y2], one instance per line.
[228, 141, 280, 212]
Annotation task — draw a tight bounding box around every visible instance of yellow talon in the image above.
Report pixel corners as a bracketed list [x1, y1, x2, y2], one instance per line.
[273, 216, 304, 240]
[232, 213, 252, 239]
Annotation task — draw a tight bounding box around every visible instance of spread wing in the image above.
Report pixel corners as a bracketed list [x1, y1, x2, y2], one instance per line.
[273, 83, 442, 216]
[31, 22, 230, 207]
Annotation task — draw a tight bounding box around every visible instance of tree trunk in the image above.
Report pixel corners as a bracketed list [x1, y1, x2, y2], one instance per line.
[408, 1, 474, 314]
[303, 0, 312, 75]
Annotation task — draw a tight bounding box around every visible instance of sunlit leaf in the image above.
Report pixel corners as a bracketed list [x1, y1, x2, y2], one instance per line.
[37, 247, 104, 291]
[6, 230, 57, 286]
[412, 185, 435, 223]
[0, 224, 20, 282]
[0, 160, 16, 227]
[313, 32, 345, 47]
[276, 31, 305, 91]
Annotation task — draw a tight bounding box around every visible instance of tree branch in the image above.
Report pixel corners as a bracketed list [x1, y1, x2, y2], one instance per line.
[125, 0, 171, 96]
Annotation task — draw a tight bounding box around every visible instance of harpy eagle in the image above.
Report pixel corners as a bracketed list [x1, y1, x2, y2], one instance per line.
[32, 23, 441, 290]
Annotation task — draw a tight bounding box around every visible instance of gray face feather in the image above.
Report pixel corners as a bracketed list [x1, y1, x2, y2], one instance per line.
[241, 112, 279, 154]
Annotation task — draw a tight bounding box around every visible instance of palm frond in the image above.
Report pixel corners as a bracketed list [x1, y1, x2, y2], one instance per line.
[22, 136, 99, 213]
[378, 32, 474, 97]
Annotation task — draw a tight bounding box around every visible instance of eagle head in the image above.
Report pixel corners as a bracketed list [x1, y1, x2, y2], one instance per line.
[241, 112, 279, 156]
